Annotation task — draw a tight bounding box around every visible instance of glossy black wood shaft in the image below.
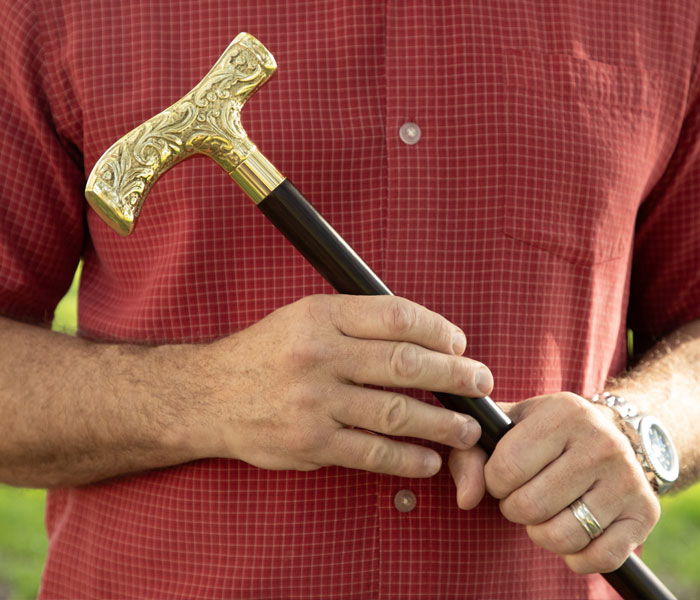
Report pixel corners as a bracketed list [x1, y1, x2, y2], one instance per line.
[256, 178, 676, 600]
[258, 179, 392, 296]
[258, 179, 511, 450]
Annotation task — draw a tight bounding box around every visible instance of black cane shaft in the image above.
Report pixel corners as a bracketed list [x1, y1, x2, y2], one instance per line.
[257, 178, 676, 600]
[257, 179, 392, 295]
[605, 556, 676, 600]
[258, 180, 512, 450]
[433, 392, 513, 453]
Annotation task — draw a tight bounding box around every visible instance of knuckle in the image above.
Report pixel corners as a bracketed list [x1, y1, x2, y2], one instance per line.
[558, 392, 591, 419]
[363, 441, 394, 472]
[448, 356, 470, 388]
[616, 470, 645, 503]
[442, 411, 468, 442]
[425, 311, 453, 350]
[586, 544, 628, 573]
[565, 557, 593, 575]
[389, 342, 421, 379]
[484, 451, 526, 497]
[383, 298, 418, 337]
[289, 425, 330, 456]
[450, 358, 484, 393]
[537, 525, 584, 555]
[288, 382, 320, 412]
[380, 394, 410, 434]
[288, 337, 331, 369]
[629, 497, 661, 540]
[564, 556, 589, 575]
[327, 295, 351, 331]
[301, 294, 330, 324]
[594, 431, 628, 462]
[505, 488, 547, 524]
[644, 496, 662, 528]
[627, 519, 651, 546]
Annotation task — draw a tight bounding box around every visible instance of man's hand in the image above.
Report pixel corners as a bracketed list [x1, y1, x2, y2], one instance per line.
[448, 393, 660, 573]
[185, 294, 492, 479]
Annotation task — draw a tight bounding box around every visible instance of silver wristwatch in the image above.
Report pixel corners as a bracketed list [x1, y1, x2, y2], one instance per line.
[591, 392, 680, 495]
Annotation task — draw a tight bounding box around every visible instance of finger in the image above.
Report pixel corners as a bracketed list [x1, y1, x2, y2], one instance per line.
[324, 295, 467, 355]
[331, 386, 481, 449]
[526, 484, 623, 556]
[484, 395, 591, 499]
[325, 427, 443, 478]
[336, 337, 493, 397]
[498, 448, 597, 525]
[448, 447, 488, 510]
[484, 424, 565, 500]
[563, 518, 652, 574]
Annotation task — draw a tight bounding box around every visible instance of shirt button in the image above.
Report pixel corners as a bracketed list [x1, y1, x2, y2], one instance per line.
[399, 122, 422, 145]
[394, 489, 417, 513]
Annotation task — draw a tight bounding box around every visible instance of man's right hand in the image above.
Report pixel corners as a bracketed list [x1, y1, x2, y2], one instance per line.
[185, 295, 493, 478]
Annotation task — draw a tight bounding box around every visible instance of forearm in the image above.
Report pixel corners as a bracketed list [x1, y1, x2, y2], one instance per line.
[607, 319, 700, 490]
[0, 316, 204, 488]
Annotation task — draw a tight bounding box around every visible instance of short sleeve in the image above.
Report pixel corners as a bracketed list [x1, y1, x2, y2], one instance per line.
[628, 72, 700, 349]
[0, 2, 85, 325]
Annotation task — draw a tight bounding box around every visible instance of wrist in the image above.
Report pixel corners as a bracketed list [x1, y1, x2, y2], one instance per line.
[141, 341, 224, 464]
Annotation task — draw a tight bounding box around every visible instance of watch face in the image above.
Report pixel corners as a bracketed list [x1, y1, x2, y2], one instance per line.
[640, 416, 680, 483]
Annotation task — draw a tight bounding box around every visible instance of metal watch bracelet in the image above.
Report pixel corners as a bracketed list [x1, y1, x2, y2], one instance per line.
[590, 392, 680, 495]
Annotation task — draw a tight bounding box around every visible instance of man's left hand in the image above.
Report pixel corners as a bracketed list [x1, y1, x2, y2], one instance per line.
[448, 393, 660, 573]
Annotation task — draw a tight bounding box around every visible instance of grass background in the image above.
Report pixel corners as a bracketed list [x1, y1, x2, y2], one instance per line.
[1, 269, 699, 599]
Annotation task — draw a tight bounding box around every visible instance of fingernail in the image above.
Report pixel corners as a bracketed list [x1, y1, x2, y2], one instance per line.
[452, 331, 467, 355]
[476, 367, 493, 395]
[459, 419, 481, 447]
[424, 453, 441, 475]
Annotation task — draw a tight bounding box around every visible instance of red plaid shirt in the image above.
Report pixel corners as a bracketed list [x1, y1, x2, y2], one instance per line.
[1, 1, 699, 598]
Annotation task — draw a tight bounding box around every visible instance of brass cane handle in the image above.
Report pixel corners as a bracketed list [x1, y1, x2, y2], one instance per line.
[85, 32, 283, 235]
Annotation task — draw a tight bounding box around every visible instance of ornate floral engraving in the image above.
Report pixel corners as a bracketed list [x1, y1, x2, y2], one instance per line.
[85, 33, 277, 234]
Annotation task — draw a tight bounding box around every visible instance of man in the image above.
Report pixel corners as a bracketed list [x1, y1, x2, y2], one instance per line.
[0, 1, 698, 598]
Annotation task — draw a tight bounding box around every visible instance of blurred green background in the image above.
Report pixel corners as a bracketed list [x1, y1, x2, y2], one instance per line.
[0, 268, 699, 599]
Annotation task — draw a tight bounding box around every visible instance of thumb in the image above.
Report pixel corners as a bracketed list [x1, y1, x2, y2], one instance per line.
[448, 446, 488, 510]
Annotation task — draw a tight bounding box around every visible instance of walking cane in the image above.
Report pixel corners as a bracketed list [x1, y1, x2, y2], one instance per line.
[85, 33, 677, 600]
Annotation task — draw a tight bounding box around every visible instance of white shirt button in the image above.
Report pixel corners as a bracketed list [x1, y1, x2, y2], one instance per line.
[399, 122, 422, 145]
[393, 489, 417, 513]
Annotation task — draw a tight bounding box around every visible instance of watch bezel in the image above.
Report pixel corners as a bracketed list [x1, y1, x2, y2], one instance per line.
[638, 415, 680, 485]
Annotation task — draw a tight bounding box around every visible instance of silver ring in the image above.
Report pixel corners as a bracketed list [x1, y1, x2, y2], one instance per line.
[570, 499, 604, 540]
